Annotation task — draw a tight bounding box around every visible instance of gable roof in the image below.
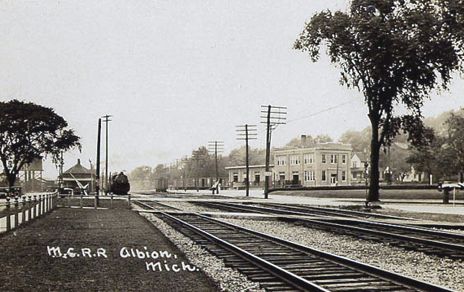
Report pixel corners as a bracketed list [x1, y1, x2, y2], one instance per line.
[353, 151, 369, 162]
[63, 159, 92, 174]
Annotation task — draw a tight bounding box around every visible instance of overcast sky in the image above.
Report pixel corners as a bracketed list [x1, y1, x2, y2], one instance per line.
[1, 0, 463, 178]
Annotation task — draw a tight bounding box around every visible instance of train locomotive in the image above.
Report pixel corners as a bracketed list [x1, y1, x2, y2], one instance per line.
[110, 172, 130, 195]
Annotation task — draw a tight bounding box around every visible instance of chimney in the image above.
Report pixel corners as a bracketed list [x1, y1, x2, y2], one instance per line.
[301, 135, 307, 147]
[77, 159, 81, 165]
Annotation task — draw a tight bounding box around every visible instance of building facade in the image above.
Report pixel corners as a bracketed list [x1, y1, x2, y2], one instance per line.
[273, 143, 352, 187]
[59, 159, 95, 194]
[351, 152, 369, 184]
[225, 165, 271, 189]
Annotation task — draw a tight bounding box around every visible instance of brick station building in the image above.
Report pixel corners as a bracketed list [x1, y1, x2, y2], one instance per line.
[273, 143, 352, 187]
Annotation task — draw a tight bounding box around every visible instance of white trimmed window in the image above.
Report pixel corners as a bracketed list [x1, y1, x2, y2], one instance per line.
[321, 154, 326, 163]
[303, 153, 314, 164]
[342, 171, 346, 181]
[304, 170, 315, 181]
[276, 156, 286, 166]
[290, 155, 300, 165]
[342, 154, 346, 164]
[330, 154, 337, 164]
[322, 170, 326, 181]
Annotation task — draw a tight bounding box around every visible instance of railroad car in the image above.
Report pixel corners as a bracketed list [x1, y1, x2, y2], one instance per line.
[155, 177, 168, 192]
[110, 172, 130, 195]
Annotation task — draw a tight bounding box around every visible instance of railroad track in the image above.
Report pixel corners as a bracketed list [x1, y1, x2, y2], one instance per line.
[289, 218, 464, 259]
[193, 201, 408, 220]
[192, 201, 464, 259]
[154, 212, 450, 291]
[132, 200, 180, 211]
[251, 202, 412, 220]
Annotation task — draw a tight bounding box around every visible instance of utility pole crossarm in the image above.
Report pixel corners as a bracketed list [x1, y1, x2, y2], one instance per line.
[261, 105, 287, 199]
[102, 114, 112, 196]
[207, 140, 224, 194]
[236, 124, 257, 197]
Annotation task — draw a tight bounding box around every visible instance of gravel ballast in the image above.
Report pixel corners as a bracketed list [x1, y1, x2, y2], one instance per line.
[220, 218, 464, 291]
[140, 212, 264, 292]
[157, 201, 221, 213]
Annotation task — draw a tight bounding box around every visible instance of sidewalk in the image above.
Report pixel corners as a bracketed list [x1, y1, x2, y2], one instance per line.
[0, 204, 217, 291]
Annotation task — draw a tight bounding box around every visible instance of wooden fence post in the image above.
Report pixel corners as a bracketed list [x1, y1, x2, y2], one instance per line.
[14, 196, 18, 229]
[33, 195, 37, 218]
[27, 196, 31, 221]
[6, 213, 10, 232]
[22, 196, 26, 224]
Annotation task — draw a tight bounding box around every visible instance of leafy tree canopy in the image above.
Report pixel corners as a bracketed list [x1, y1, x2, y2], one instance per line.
[0, 100, 80, 188]
[295, 0, 464, 202]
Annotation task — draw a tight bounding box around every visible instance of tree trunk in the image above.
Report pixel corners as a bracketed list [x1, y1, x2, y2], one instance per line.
[443, 188, 450, 204]
[367, 119, 381, 202]
[7, 173, 16, 194]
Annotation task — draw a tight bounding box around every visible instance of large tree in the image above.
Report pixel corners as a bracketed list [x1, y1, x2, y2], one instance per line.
[444, 112, 464, 182]
[407, 127, 441, 181]
[0, 100, 80, 190]
[295, 0, 464, 202]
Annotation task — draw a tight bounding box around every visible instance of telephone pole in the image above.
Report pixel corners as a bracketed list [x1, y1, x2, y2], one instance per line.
[261, 105, 287, 199]
[95, 118, 102, 206]
[102, 115, 112, 195]
[208, 141, 224, 194]
[192, 150, 203, 192]
[236, 124, 257, 197]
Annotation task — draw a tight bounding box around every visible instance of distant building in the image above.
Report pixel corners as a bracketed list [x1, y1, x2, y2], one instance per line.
[21, 158, 44, 192]
[273, 143, 352, 187]
[59, 159, 95, 194]
[351, 151, 369, 184]
[225, 165, 272, 189]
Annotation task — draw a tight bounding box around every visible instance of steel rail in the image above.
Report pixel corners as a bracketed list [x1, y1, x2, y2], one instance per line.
[161, 212, 329, 292]
[197, 202, 464, 255]
[297, 218, 464, 254]
[260, 202, 414, 220]
[343, 220, 464, 240]
[133, 200, 180, 211]
[161, 212, 452, 292]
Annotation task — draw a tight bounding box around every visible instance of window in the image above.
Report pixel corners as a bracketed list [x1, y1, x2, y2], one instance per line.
[352, 160, 358, 168]
[321, 154, 326, 163]
[342, 171, 346, 181]
[276, 156, 286, 166]
[330, 154, 337, 164]
[304, 170, 315, 181]
[322, 170, 326, 181]
[303, 153, 314, 164]
[233, 173, 238, 182]
[290, 155, 300, 165]
[342, 154, 346, 164]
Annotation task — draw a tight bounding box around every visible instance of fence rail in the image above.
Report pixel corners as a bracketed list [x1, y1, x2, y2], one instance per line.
[0, 192, 58, 234]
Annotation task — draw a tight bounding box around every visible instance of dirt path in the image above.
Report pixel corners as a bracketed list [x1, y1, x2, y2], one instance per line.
[0, 207, 217, 291]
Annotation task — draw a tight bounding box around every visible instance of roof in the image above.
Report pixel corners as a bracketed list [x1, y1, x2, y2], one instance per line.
[274, 143, 352, 153]
[353, 151, 369, 162]
[225, 165, 274, 170]
[63, 159, 92, 175]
